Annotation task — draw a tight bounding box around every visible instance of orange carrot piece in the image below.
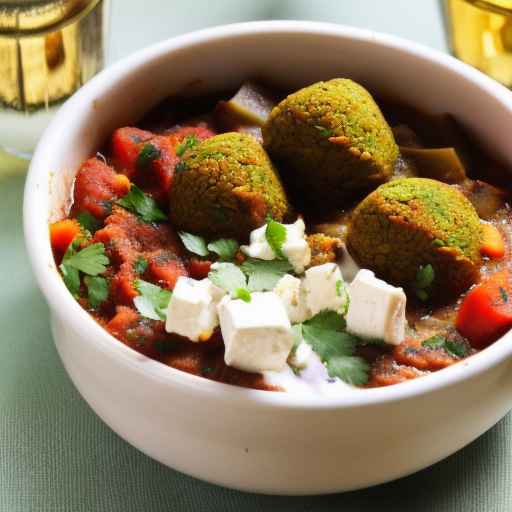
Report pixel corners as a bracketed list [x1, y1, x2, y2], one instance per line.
[480, 223, 505, 259]
[456, 270, 512, 349]
[49, 219, 80, 254]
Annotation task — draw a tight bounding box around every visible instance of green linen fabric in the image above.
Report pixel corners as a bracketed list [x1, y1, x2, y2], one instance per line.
[2, 1, 511, 510]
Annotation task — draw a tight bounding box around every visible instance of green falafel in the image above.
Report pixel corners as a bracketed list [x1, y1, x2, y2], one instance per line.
[262, 79, 399, 208]
[347, 177, 482, 298]
[169, 132, 291, 240]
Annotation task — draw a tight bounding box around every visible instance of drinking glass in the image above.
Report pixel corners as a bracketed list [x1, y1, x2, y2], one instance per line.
[0, 0, 108, 158]
[444, 0, 512, 87]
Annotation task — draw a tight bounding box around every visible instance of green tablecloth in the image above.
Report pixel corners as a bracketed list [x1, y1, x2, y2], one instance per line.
[2, 1, 511, 510]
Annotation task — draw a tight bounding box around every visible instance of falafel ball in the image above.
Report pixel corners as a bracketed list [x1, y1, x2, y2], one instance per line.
[169, 132, 291, 240]
[262, 79, 399, 208]
[347, 177, 482, 298]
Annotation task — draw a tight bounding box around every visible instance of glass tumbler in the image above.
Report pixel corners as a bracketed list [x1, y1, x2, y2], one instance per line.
[0, 0, 108, 158]
[444, 0, 512, 87]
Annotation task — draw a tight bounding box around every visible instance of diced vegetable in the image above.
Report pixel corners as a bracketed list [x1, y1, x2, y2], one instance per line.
[399, 146, 466, 184]
[218, 80, 277, 127]
[456, 270, 512, 348]
[110, 126, 153, 177]
[50, 219, 81, 254]
[465, 180, 507, 220]
[480, 223, 505, 259]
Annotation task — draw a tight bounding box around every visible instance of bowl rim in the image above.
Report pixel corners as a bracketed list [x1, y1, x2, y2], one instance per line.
[24, 19, 512, 410]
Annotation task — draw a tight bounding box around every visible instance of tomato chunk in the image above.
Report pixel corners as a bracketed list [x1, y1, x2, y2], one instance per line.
[456, 270, 512, 349]
[50, 219, 80, 255]
[111, 127, 154, 176]
[480, 223, 505, 259]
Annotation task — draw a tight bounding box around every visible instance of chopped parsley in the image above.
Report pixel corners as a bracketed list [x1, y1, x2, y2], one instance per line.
[415, 264, 435, 302]
[499, 286, 509, 304]
[133, 256, 148, 275]
[175, 161, 188, 173]
[234, 287, 251, 302]
[76, 211, 101, 234]
[208, 263, 247, 295]
[421, 335, 467, 358]
[298, 311, 369, 385]
[314, 125, 334, 138]
[178, 231, 209, 257]
[84, 275, 109, 308]
[265, 217, 287, 259]
[136, 143, 161, 168]
[116, 184, 167, 223]
[59, 242, 109, 297]
[240, 258, 293, 292]
[335, 279, 350, 315]
[176, 135, 198, 157]
[133, 279, 172, 321]
[207, 238, 239, 261]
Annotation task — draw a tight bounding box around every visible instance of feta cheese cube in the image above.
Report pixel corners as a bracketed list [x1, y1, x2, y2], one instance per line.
[346, 269, 406, 345]
[303, 263, 348, 317]
[165, 277, 224, 342]
[218, 292, 294, 372]
[241, 218, 311, 273]
[273, 274, 310, 324]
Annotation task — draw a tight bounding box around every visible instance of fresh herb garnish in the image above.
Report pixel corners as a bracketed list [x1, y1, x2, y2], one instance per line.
[415, 264, 435, 301]
[84, 275, 109, 308]
[500, 286, 509, 303]
[176, 135, 198, 157]
[133, 279, 172, 321]
[265, 217, 287, 259]
[116, 184, 167, 223]
[299, 311, 369, 385]
[133, 256, 148, 275]
[240, 258, 293, 291]
[76, 211, 101, 234]
[178, 231, 209, 257]
[136, 143, 161, 168]
[421, 335, 467, 358]
[207, 238, 239, 261]
[234, 287, 251, 302]
[61, 242, 109, 276]
[208, 263, 247, 295]
[314, 125, 334, 138]
[175, 161, 188, 173]
[335, 279, 350, 315]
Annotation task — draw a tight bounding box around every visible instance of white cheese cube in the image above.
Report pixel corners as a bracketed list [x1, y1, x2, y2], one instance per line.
[346, 269, 406, 345]
[218, 292, 294, 372]
[273, 274, 310, 324]
[165, 277, 224, 342]
[303, 263, 348, 317]
[241, 218, 311, 273]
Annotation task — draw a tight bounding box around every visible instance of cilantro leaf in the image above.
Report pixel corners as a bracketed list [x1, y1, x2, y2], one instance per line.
[176, 135, 198, 157]
[178, 231, 209, 257]
[133, 256, 148, 275]
[300, 311, 369, 385]
[207, 238, 239, 261]
[421, 335, 467, 358]
[84, 276, 109, 308]
[208, 263, 247, 294]
[240, 258, 293, 291]
[326, 356, 369, 386]
[76, 211, 101, 234]
[62, 243, 109, 276]
[265, 218, 287, 259]
[136, 143, 161, 168]
[116, 185, 167, 223]
[234, 287, 251, 302]
[415, 264, 434, 301]
[59, 261, 80, 297]
[134, 279, 172, 321]
[314, 125, 334, 137]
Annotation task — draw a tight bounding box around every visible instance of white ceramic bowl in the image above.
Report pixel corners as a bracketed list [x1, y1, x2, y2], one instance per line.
[24, 21, 512, 495]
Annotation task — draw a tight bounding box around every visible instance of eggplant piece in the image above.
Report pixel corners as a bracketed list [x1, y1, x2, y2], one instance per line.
[215, 80, 279, 140]
[462, 179, 508, 220]
[392, 124, 423, 148]
[399, 146, 466, 184]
